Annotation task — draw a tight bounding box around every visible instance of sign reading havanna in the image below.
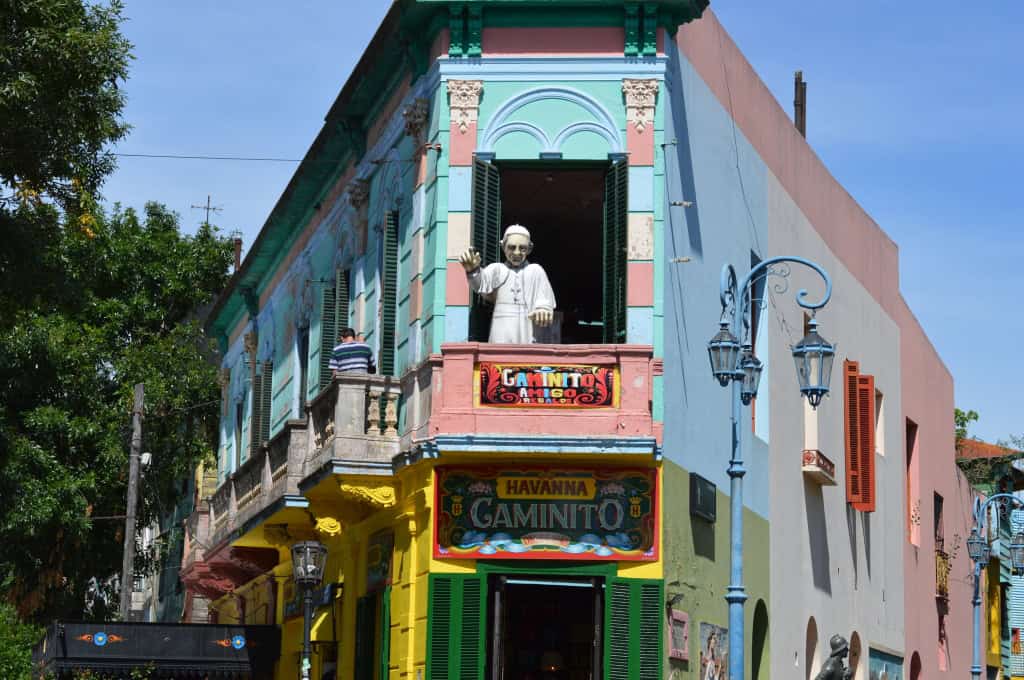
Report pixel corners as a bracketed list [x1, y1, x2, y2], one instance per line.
[435, 467, 657, 561]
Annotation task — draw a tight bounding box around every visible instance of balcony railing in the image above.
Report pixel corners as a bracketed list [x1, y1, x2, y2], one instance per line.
[936, 548, 951, 600]
[402, 343, 660, 449]
[306, 372, 401, 475]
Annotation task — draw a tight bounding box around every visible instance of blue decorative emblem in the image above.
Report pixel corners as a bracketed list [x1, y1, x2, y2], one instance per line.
[231, 635, 246, 649]
[94, 632, 108, 647]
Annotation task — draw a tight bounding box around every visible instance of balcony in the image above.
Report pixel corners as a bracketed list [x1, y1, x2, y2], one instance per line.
[402, 343, 661, 452]
[935, 547, 951, 600]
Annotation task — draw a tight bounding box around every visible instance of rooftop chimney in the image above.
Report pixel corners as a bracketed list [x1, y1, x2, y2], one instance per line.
[794, 71, 807, 137]
[232, 234, 242, 272]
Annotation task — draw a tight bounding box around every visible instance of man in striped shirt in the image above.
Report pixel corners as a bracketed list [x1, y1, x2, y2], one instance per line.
[329, 328, 377, 374]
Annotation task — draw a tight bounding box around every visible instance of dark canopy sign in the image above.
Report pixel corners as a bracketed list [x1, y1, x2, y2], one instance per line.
[477, 363, 617, 407]
[434, 466, 657, 561]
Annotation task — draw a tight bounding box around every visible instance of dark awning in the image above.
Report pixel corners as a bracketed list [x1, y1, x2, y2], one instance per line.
[33, 621, 280, 679]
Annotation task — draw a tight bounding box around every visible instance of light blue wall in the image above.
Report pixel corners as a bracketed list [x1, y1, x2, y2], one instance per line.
[660, 44, 770, 518]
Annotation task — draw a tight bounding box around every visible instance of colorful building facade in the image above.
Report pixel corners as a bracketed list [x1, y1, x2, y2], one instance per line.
[179, 2, 965, 680]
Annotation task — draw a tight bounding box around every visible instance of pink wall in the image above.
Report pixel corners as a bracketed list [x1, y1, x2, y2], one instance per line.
[482, 27, 626, 56]
[676, 10, 969, 676]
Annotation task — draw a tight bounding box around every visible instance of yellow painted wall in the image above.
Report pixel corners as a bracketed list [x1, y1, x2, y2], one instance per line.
[988, 559, 1001, 667]
[211, 456, 663, 680]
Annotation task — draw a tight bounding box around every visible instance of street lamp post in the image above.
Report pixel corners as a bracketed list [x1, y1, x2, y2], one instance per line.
[706, 257, 834, 680]
[967, 493, 1024, 680]
[292, 541, 328, 680]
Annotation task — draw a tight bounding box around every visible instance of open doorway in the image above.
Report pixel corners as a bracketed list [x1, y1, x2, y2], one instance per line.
[488, 575, 602, 680]
[469, 159, 628, 344]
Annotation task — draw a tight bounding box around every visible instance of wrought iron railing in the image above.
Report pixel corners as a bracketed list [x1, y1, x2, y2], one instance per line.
[936, 548, 951, 600]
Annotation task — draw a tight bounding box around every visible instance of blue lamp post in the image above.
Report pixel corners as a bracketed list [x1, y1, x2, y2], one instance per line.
[706, 257, 834, 680]
[968, 494, 1024, 680]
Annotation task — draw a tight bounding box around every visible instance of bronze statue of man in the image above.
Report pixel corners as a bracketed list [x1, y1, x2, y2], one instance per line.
[815, 635, 853, 680]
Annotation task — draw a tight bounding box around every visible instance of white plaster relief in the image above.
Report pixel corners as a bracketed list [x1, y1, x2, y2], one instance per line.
[446, 80, 483, 134]
[622, 78, 659, 133]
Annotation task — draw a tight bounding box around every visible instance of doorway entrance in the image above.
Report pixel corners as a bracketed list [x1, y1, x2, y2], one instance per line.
[488, 575, 602, 680]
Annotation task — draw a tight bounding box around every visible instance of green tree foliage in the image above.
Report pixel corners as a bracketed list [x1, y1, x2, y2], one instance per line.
[0, 203, 233, 621]
[0, 602, 41, 680]
[954, 407, 979, 448]
[0, 0, 131, 206]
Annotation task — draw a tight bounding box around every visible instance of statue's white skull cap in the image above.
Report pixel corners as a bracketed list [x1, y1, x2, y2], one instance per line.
[502, 224, 531, 242]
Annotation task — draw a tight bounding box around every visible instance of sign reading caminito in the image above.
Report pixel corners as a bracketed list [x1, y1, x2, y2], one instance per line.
[434, 466, 657, 561]
[477, 363, 617, 407]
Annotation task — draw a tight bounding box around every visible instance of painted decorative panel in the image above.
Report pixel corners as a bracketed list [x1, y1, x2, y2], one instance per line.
[476, 363, 618, 408]
[868, 649, 903, 680]
[434, 466, 657, 561]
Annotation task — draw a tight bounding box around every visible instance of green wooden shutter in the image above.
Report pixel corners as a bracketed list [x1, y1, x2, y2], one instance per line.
[469, 158, 501, 342]
[604, 578, 663, 680]
[603, 159, 628, 343]
[355, 594, 378, 680]
[379, 586, 392, 680]
[338, 269, 350, 334]
[248, 373, 262, 461]
[260, 361, 273, 444]
[426, 574, 485, 680]
[381, 212, 399, 376]
[320, 280, 338, 391]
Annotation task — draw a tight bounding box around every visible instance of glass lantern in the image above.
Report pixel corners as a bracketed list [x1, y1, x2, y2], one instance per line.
[291, 541, 328, 588]
[739, 348, 763, 405]
[967, 528, 990, 565]
[708, 322, 741, 387]
[791, 318, 835, 408]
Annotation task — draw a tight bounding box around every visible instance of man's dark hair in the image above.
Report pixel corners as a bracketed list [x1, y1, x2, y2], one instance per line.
[339, 327, 356, 340]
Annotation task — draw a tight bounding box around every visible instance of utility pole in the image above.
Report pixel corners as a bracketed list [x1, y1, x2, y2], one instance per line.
[118, 383, 144, 621]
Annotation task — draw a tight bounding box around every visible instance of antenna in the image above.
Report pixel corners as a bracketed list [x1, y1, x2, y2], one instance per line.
[190, 195, 223, 225]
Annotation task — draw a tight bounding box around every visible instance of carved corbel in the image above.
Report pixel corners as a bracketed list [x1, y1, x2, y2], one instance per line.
[622, 79, 660, 133]
[446, 80, 483, 134]
[403, 98, 430, 140]
[314, 515, 344, 539]
[338, 480, 398, 509]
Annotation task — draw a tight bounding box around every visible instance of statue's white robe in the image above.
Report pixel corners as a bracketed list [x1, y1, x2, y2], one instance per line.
[468, 261, 556, 343]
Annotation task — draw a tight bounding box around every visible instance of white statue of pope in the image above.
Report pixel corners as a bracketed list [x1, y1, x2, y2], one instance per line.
[459, 224, 556, 343]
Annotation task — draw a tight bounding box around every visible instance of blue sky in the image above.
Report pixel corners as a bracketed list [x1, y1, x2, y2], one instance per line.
[102, 2, 1022, 444]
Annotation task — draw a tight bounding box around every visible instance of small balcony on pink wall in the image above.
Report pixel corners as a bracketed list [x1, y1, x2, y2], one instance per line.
[402, 343, 662, 453]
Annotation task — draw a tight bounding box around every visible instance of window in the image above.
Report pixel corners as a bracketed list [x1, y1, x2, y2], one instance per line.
[844, 360, 876, 512]
[934, 492, 945, 550]
[297, 325, 310, 412]
[234, 400, 244, 471]
[380, 211, 398, 376]
[319, 269, 350, 391]
[874, 389, 885, 455]
[249, 361, 272, 459]
[906, 418, 920, 545]
[468, 157, 628, 344]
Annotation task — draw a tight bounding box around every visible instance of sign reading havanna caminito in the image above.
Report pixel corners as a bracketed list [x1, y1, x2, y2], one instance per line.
[477, 363, 618, 407]
[434, 467, 657, 561]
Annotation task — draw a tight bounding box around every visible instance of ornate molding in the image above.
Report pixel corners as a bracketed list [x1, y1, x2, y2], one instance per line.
[347, 179, 370, 211]
[338, 480, 397, 509]
[243, 330, 259, 365]
[403, 98, 430, 139]
[622, 79, 659, 133]
[314, 516, 344, 538]
[447, 80, 483, 134]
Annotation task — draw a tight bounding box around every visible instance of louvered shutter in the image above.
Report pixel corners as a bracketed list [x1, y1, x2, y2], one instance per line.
[857, 374, 877, 512]
[603, 159, 628, 343]
[379, 586, 392, 680]
[354, 594, 377, 680]
[604, 578, 663, 680]
[469, 158, 501, 342]
[844, 360, 862, 505]
[337, 269, 350, 333]
[320, 280, 338, 391]
[381, 212, 399, 376]
[248, 373, 262, 462]
[426, 574, 484, 680]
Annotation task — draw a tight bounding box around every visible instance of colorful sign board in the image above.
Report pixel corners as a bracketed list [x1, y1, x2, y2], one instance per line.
[868, 649, 904, 680]
[699, 623, 728, 680]
[476, 363, 618, 407]
[434, 466, 657, 561]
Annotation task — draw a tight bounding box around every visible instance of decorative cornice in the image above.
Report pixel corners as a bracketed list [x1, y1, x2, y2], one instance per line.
[402, 98, 430, 139]
[446, 80, 483, 134]
[338, 480, 397, 508]
[623, 78, 660, 133]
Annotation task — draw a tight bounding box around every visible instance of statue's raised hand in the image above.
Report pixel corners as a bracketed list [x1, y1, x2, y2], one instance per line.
[460, 248, 482, 273]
